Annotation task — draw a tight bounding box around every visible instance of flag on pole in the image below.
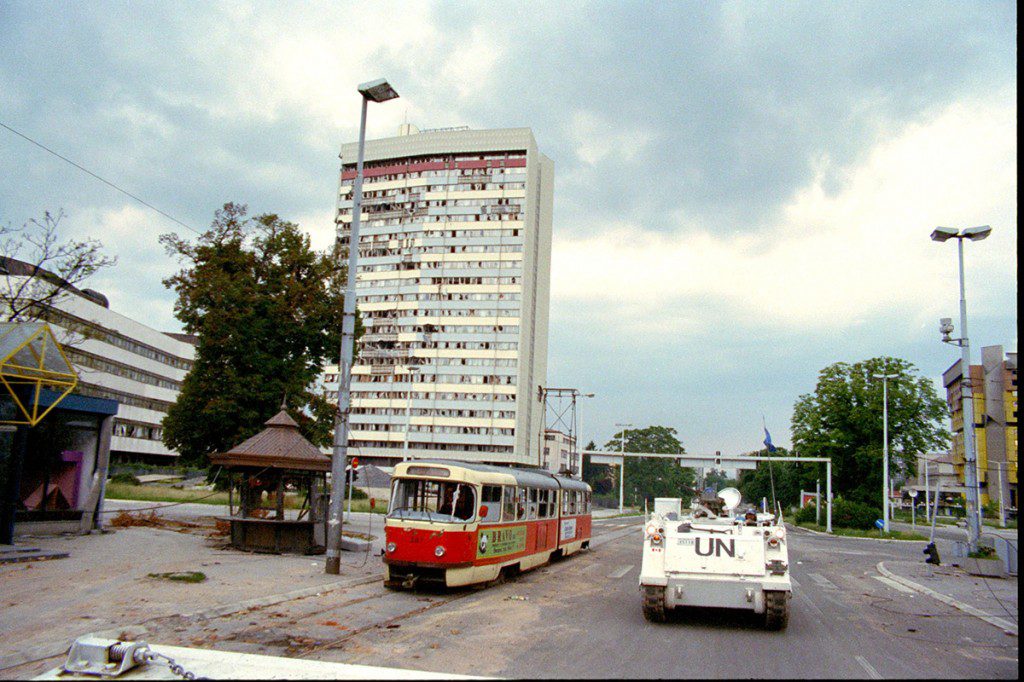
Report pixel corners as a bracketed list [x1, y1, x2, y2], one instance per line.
[763, 426, 777, 452]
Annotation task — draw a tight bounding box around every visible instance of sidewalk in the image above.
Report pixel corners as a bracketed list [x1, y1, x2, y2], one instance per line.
[591, 507, 641, 519]
[0, 525, 383, 675]
[878, 559, 1018, 636]
[889, 519, 1018, 543]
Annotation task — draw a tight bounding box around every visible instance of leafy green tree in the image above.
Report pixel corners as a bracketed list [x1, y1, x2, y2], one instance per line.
[702, 468, 738, 493]
[581, 440, 616, 494]
[737, 447, 807, 509]
[790, 356, 948, 507]
[160, 203, 349, 466]
[602, 425, 694, 506]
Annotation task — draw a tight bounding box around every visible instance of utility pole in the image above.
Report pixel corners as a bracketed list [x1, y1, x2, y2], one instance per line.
[402, 366, 420, 462]
[873, 370, 898, 533]
[923, 457, 930, 523]
[615, 422, 632, 513]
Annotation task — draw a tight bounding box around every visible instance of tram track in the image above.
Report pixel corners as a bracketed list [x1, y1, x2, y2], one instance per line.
[290, 520, 642, 659]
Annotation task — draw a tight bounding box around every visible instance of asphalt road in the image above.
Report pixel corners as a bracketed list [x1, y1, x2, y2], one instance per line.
[126, 514, 1016, 678]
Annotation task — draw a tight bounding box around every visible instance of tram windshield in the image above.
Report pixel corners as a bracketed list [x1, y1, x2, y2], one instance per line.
[388, 478, 477, 523]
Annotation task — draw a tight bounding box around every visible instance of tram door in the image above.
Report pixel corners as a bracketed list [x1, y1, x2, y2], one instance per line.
[535, 489, 546, 550]
[536, 489, 550, 550]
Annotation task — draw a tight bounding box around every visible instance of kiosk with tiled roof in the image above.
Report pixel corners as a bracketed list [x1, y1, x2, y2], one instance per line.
[210, 407, 330, 554]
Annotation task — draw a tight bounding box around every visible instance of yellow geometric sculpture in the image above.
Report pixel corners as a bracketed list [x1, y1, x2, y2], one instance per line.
[0, 322, 78, 426]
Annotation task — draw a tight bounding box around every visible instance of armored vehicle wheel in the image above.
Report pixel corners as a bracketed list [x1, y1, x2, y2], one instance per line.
[642, 586, 667, 623]
[764, 591, 789, 630]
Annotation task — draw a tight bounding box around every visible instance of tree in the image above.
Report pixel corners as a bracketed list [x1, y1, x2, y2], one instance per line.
[702, 468, 738, 494]
[736, 447, 807, 509]
[580, 440, 615, 494]
[1, 209, 117, 327]
[601, 425, 694, 506]
[790, 356, 947, 507]
[160, 203, 348, 466]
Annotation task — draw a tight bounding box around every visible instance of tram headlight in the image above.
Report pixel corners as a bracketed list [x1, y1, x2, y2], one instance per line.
[386, 542, 396, 553]
[435, 545, 446, 557]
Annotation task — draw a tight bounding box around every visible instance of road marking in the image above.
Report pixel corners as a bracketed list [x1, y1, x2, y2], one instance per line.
[808, 573, 838, 590]
[608, 565, 635, 579]
[854, 655, 882, 680]
[789, 576, 800, 590]
[872, 575, 916, 594]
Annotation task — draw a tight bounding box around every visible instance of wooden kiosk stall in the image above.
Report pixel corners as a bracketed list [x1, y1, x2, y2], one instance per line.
[210, 409, 330, 554]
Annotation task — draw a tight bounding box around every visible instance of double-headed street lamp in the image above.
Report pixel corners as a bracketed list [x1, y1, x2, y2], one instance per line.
[931, 224, 991, 553]
[872, 370, 898, 533]
[326, 78, 400, 576]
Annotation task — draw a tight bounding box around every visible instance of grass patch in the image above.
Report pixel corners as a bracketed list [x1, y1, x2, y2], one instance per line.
[106, 482, 389, 514]
[797, 522, 928, 541]
[106, 482, 232, 506]
[147, 571, 207, 583]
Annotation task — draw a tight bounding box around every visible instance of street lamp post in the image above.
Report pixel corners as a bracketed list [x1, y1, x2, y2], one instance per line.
[615, 422, 633, 513]
[931, 224, 991, 554]
[326, 78, 400, 576]
[402, 366, 420, 462]
[575, 393, 594, 477]
[873, 370, 898, 533]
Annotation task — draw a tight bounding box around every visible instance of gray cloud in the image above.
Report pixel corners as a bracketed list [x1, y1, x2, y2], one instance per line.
[0, 0, 1016, 453]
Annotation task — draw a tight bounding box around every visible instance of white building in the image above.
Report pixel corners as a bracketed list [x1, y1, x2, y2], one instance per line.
[542, 429, 576, 475]
[325, 125, 553, 467]
[2, 256, 195, 463]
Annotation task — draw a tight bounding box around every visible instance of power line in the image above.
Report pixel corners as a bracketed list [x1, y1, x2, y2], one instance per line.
[0, 120, 200, 235]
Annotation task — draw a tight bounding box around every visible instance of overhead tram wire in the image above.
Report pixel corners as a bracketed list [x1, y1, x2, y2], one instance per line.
[0, 120, 200, 235]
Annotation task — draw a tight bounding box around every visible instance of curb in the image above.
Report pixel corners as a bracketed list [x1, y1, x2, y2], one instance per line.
[788, 524, 928, 543]
[876, 561, 1017, 636]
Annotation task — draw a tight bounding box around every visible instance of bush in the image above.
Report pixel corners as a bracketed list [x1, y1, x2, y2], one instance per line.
[794, 503, 818, 524]
[110, 472, 141, 485]
[831, 498, 881, 530]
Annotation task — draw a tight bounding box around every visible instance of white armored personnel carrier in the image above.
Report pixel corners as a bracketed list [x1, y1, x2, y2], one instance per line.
[638, 489, 791, 629]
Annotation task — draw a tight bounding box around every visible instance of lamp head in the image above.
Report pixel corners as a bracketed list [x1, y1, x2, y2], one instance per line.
[939, 317, 954, 341]
[962, 225, 992, 241]
[930, 226, 958, 242]
[358, 78, 400, 103]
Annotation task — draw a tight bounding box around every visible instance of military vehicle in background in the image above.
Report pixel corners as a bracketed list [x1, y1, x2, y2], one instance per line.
[638, 488, 792, 629]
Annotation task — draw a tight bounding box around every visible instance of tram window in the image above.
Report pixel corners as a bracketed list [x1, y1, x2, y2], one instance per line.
[527, 488, 538, 520]
[503, 486, 516, 521]
[538, 490, 549, 518]
[560, 491, 568, 515]
[388, 479, 476, 523]
[480, 485, 502, 523]
[585, 491, 591, 514]
[516, 487, 528, 520]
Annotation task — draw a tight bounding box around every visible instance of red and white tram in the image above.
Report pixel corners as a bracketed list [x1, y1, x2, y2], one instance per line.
[383, 460, 592, 589]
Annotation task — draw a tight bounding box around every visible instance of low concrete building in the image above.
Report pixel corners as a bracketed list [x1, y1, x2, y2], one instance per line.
[2, 256, 195, 464]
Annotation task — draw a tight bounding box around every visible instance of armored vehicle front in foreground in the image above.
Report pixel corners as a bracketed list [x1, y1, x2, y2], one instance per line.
[638, 490, 791, 629]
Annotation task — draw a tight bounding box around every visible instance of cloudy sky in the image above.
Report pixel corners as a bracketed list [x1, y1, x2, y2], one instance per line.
[1, 1, 1017, 456]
